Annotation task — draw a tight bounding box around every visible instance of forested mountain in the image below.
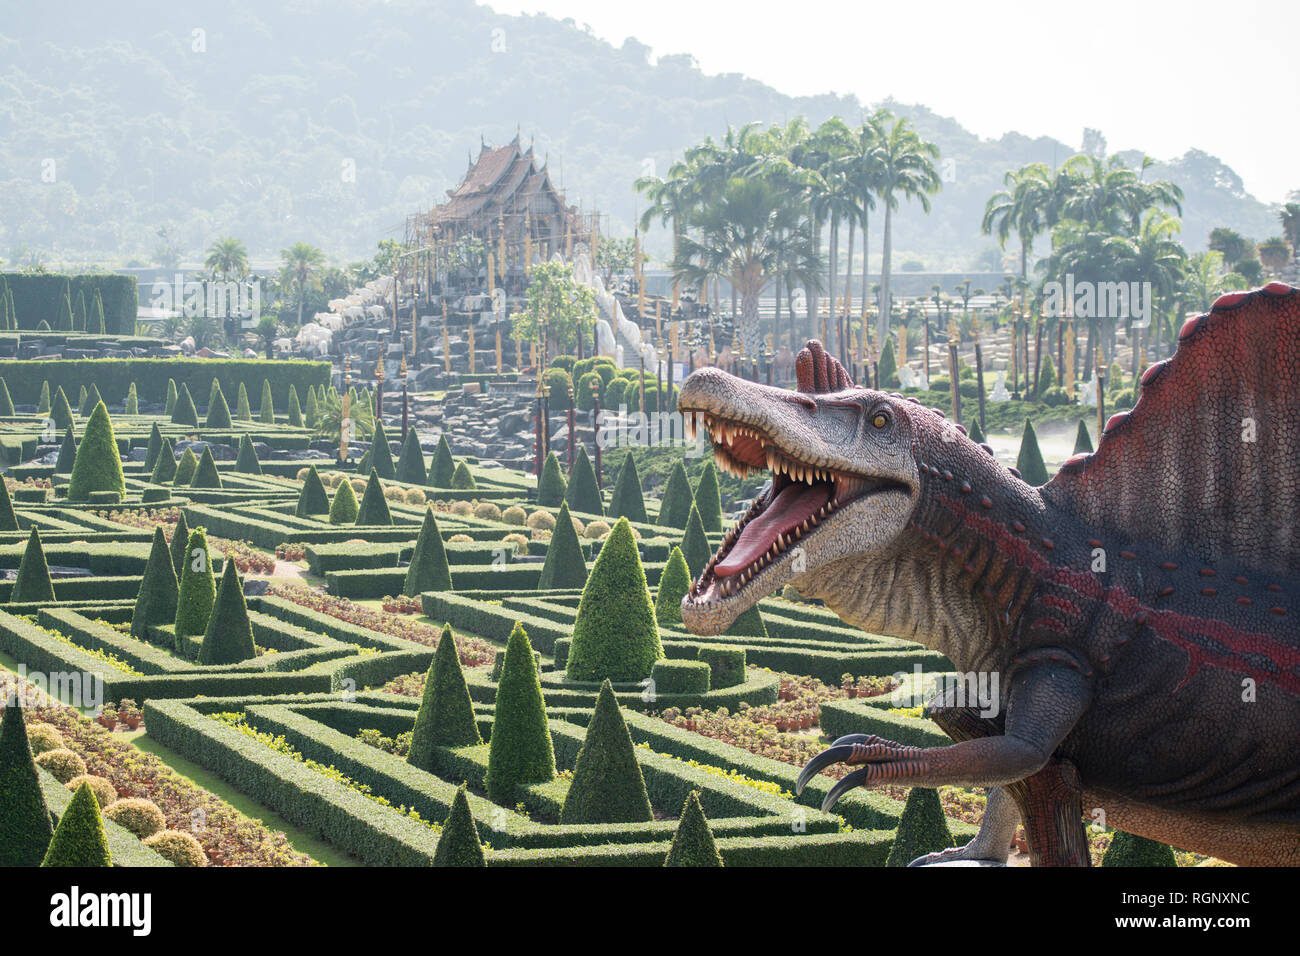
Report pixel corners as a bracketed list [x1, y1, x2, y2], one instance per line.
[0, 0, 1283, 270]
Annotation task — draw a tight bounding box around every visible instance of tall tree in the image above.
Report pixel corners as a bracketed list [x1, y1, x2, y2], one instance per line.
[875, 115, 942, 344]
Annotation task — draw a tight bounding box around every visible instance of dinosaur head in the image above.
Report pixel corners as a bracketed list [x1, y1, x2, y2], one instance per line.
[678, 341, 922, 634]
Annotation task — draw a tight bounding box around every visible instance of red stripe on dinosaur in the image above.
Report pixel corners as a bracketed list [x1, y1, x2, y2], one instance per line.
[935, 495, 1300, 696]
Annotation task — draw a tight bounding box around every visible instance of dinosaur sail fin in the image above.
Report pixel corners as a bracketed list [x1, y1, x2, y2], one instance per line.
[1043, 283, 1300, 573]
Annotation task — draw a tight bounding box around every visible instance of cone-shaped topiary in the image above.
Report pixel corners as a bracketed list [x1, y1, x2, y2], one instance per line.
[1073, 419, 1094, 455]
[561, 680, 653, 824]
[78, 383, 102, 417]
[174, 447, 199, 486]
[131, 526, 179, 640]
[190, 446, 223, 489]
[174, 527, 216, 640]
[199, 557, 256, 665]
[655, 546, 691, 627]
[680, 503, 711, 577]
[567, 517, 664, 682]
[67, 403, 125, 501]
[432, 784, 486, 866]
[77, 386, 87, 412]
[150, 438, 177, 484]
[408, 625, 482, 766]
[259, 380, 275, 424]
[41, 782, 111, 867]
[693, 461, 723, 532]
[396, 428, 428, 484]
[143, 422, 163, 471]
[0, 478, 18, 532]
[609, 451, 648, 524]
[1016, 418, 1049, 486]
[0, 703, 55, 866]
[725, 604, 768, 638]
[430, 434, 455, 486]
[328, 477, 358, 525]
[355, 468, 393, 525]
[206, 380, 233, 428]
[75, 291, 87, 332]
[51, 386, 74, 432]
[287, 385, 304, 428]
[169, 512, 190, 578]
[1035, 354, 1057, 400]
[53, 425, 76, 473]
[368, 420, 397, 479]
[1101, 830, 1178, 867]
[234, 434, 262, 475]
[664, 791, 723, 866]
[565, 445, 602, 515]
[403, 508, 452, 595]
[164, 379, 178, 415]
[537, 451, 566, 507]
[450, 461, 476, 490]
[235, 382, 252, 421]
[296, 465, 330, 516]
[124, 382, 139, 415]
[0, 377, 13, 416]
[968, 417, 985, 444]
[11, 527, 55, 604]
[37, 381, 51, 415]
[878, 335, 899, 389]
[484, 623, 556, 802]
[90, 291, 106, 335]
[55, 293, 73, 332]
[537, 501, 587, 590]
[171, 383, 198, 426]
[304, 386, 320, 427]
[657, 460, 693, 529]
[885, 787, 954, 866]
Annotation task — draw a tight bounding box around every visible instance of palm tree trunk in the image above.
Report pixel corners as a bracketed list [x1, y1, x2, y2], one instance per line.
[827, 217, 838, 348]
[860, 206, 870, 343]
[843, 217, 855, 365]
[878, 201, 893, 345]
[741, 286, 762, 357]
[297, 280, 305, 327]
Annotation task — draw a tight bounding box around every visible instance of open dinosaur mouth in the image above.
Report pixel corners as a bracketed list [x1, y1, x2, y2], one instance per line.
[684, 414, 907, 604]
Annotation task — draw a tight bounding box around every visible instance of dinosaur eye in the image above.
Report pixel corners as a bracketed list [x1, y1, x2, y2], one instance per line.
[872, 412, 888, 429]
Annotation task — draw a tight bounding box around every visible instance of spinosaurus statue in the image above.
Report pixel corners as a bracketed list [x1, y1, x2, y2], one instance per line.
[677, 282, 1300, 867]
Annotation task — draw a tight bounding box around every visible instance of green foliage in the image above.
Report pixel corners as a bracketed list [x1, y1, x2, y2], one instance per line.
[537, 501, 587, 590]
[680, 503, 711, 577]
[561, 680, 653, 825]
[174, 447, 199, 485]
[190, 446, 223, 489]
[885, 787, 954, 866]
[124, 382, 139, 415]
[53, 425, 76, 473]
[171, 383, 198, 426]
[67, 403, 125, 501]
[537, 451, 566, 507]
[430, 435, 455, 487]
[878, 336, 898, 389]
[1034, 354, 1057, 399]
[355, 469, 393, 525]
[395, 428, 427, 485]
[1073, 419, 1094, 455]
[450, 461, 477, 490]
[259, 379, 276, 423]
[651, 659, 711, 693]
[726, 604, 768, 638]
[304, 386, 320, 427]
[235, 382, 252, 421]
[131, 526, 179, 640]
[485, 623, 556, 802]
[693, 461, 723, 532]
[41, 782, 111, 867]
[0, 377, 12, 416]
[664, 791, 723, 867]
[199, 557, 257, 665]
[655, 546, 690, 627]
[697, 645, 746, 688]
[510, 261, 599, 353]
[143, 422, 163, 471]
[207, 379, 234, 428]
[432, 784, 486, 867]
[0, 703, 55, 866]
[235, 434, 262, 475]
[174, 528, 216, 640]
[609, 451, 648, 524]
[408, 625, 482, 765]
[164, 379, 177, 415]
[55, 293, 73, 332]
[0, 274, 136, 335]
[51, 385, 74, 432]
[37, 381, 50, 415]
[78, 382, 102, 417]
[404, 508, 453, 595]
[565, 445, 602, 516]
[12, 527, 55, 604]
[329, 478, 359, 525]
[150, 438, 177, 484]
[1101, 830, 1178, 867]
[567, 517, 664, 682]
[967, 417, 985, 444]
[287, 385, 304, 428]
[1015, 417, 1049, 486]
[657, 460, 693, 529]
[0, 478, 18, 532]
[169, 512, 190, 579]
[296, 465, 330, 516]
[368, 420, 397, 480]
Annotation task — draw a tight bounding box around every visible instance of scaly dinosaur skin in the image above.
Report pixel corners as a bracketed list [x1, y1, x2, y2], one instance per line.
[677, 283, 1300, 866]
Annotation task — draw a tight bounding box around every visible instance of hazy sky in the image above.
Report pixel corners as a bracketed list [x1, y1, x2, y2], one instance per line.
[487, 0, 1298, 204]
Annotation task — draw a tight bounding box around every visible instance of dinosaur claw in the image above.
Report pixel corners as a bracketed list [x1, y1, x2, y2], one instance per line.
[821, 767, 869, 812]
[831, 733, 875, 747]
[795, 744, 858, 795]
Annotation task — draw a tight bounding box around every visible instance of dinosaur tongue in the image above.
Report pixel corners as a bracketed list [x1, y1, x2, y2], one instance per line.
[715, 481, 832, 578]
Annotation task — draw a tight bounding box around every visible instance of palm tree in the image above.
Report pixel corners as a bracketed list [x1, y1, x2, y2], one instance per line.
[204, 236, 249, 280]
[635, 158, 698, 307]
[1258, 237, 1291, 275]
[981, 163, 1051, 279]
[875, 115, 942, 344]
[1278, 203, 1300, 261]
[280, 242, 327, 327]
[843, 112, 887, 346]
[1113, 211, 1187, 362]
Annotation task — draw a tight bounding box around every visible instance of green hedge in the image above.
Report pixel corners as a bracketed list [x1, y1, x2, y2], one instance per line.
[1, 273, 137, 334]
[651, 659, 711, 694]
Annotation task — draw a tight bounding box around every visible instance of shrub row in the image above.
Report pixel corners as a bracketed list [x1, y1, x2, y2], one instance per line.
[1, 273, 137, 334]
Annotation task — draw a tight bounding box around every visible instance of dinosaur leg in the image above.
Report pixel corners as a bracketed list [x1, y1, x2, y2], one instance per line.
[907, 785, 1021, 866]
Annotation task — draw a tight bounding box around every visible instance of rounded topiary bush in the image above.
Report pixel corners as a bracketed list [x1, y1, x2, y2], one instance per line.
[296, 468, 311, 481]
[501, 505, 526, 525]
[502, 533, 529, 556]
[384, 485, 407, 502]
[104, 798, 167, 839]
[35, 748, 87, 784]
[526, 510, 555, 531]
[27, 722, 65, 755]
[449, 500, 474, 516]
[1042, 386, 1070, 407]
[1101, 830, 1177, 866]
[474, 502, 501, 521]
[404, 488, 427, 505]
[583, 520, 610, 540]
[66, 775, 117, 810]
[449, 533, 473, 543]
[142, 830, 208, 867]
[349, 477, 366, 493]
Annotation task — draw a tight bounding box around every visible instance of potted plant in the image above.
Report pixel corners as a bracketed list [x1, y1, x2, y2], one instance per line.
[97, 705, 118, 730]
[118, 699, 141, 730]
